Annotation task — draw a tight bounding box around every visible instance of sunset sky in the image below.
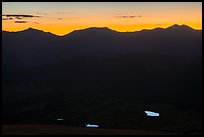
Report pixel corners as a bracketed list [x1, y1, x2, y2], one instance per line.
[2, 2, 202, 36]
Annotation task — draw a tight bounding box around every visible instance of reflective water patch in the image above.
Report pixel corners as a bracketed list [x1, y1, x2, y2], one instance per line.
[85, 124, 99, 128]
[144, 111, 159, 117]
[57, 118, 64, 121]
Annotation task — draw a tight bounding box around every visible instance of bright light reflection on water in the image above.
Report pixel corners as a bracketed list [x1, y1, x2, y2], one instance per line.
[85, 124, 99, 128]
[57, 118, 64, 121]
[144, 111, 159, 117]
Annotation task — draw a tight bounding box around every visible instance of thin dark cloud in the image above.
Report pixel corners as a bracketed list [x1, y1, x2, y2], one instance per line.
[2, 14, 40, 18]
[2, 17, 13, 20]
[2, 14, 40, 22]
[14, 20, 28, 23]
[58, 18, 62, 20]
[116, 15, 142, 18]
[34, 22, 40, 24]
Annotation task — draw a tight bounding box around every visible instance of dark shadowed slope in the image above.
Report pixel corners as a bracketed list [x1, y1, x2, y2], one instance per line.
[2, 25, 202, 133]
[2, 24, 202, 107]
[2, 28, 64, 70]
[3, 124, 182, 135]
[2, 24, 202, 71]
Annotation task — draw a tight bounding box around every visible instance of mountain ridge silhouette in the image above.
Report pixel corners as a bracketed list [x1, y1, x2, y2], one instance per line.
[2, 24, 201, 36]
[2, 23, 202, 111]
[2, 23, 201, 71]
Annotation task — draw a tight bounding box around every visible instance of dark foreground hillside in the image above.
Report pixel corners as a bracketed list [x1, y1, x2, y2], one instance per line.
[2, 83, 202, 134]
[2, 25, 202, 134]
[3, 124, 201, 135]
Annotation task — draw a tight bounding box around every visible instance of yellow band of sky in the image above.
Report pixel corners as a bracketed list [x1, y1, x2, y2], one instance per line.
[2, 2, 202, 36]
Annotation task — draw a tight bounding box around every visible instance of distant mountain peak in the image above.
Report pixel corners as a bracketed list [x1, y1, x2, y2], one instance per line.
[27, 27, 35, 30]
[74, 27, 114, 32]
[24, 27, 43, 32]
[141, 27, 164, 32]
[171, 24, 180, 27]
[86, 27, 110, 30]
[166, 24, 194, 31]
[65, 27, 116, 37]
[2, 28, 42, 34]
[180, 24, 194, 30]
[21, 27, 58, 36]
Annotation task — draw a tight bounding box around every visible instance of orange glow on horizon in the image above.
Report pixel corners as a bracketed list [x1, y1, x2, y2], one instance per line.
[2, 2, 202, 36]
[2, 23, 202, 36]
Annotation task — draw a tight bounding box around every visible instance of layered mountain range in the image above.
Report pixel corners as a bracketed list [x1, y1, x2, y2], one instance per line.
[2, 24, 201, 70]
[2, 24, 202, 106]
